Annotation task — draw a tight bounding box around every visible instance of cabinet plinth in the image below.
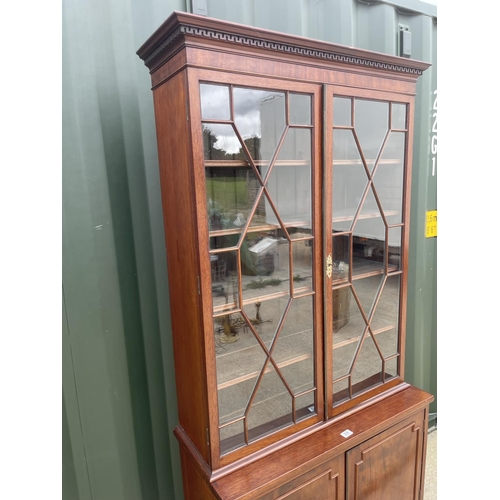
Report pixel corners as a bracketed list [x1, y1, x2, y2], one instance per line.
[137, 11, 432, 500]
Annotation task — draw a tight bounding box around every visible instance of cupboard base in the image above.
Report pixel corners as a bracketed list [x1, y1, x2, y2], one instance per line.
[176, 384, 433, 500]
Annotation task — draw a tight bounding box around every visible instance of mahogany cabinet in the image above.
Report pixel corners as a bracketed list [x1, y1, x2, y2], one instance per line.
[137, 11, 433, 500]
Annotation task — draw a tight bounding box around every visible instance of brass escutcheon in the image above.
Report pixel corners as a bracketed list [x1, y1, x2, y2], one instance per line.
[326, 254, 333, 279]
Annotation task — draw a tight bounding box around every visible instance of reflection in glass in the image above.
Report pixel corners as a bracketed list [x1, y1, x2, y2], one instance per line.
[206, 165, 260, 233]
[385, 357, 398, 379]
[333, 97, 352, 126]
[387, 227, 402, 271]
[370, 275, 400, 334]
[352, 275, 383, 321]
[289, 93, 311, 125]
[292, 240, 313, 294]
[351, 334, 383, 394]
[267, 128, 312, 229]
[200, 84, 230, 120]
[333, 337, 358, 380]
[332, 285, 354, 337]
[233, 87, 286, 162]
[375, 327, 399, 359]
[333, 378, 349, 404]
[214, 312, 266, 424]
[203, 123, 245, 160]
[273, 296, 314, 395]
[352, 208, 385, 277]
[373, 132, 406, 224]
[295, 392, 315, 422]
[332, 234, 350, 284]
[247, 365, 293, 442]
[332, 129, 367, 232]
[355, 99, 389, 172]
[219, 420, 245, 455]
[242, 297, 288, 351]
[391, 103, 407, 130]
[211, 250, 239, 314]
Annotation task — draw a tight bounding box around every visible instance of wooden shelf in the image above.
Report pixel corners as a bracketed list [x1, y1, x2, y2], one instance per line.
[205, 159, 311, 168]
[332, 209, 398, 223]
[333, 158, 401, 166]
[333, 325, 394, 350]
[209, 218, 312, 238]
[217, 352, 312, 391]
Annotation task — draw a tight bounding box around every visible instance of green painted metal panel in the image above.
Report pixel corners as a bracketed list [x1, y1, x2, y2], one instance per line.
[62, 1, 437, 499]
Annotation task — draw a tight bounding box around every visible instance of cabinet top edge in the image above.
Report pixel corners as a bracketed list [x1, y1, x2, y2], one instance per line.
[136, 11, 431, 76]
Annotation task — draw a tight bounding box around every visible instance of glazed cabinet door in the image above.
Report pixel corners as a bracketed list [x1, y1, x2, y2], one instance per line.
[188, 69, 324, 467]
[346, 410, 426, 500]
[324, 86, 414, 416]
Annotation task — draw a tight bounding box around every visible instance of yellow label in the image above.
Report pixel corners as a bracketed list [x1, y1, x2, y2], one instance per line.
[426, 210, 437, 238]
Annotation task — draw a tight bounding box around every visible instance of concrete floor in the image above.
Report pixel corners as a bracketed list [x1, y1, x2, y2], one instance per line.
[424, 429, 437, 499]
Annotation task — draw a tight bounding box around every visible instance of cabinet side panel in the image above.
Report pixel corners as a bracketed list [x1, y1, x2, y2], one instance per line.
[152, 71, 210, 463]
[180, 446, 219, 500]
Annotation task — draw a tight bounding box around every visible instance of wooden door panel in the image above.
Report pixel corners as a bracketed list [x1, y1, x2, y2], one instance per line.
[347, 411, 425, 500]
[261, 454, 344, 500]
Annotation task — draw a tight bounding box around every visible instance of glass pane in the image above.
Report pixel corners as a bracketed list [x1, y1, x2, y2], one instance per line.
[354, 99, 389, 172]
[220, 420, 245, 455]
[203, 123, 245, 160]
[351, 334, 383, 395]
[333, 97, 351, 126]
[241, 229, 290, 303]
[200, 83, 230, 120]
[273, 296, 315, 395]
[206, 165, 260, 233]
[333, 335, 359, 379]
[375, 327, 399, 359]
[388, 227, 402, 271]
[373, 132, 406, 224]
[242, 296, 289, 351]
[352, 208, 385, 277]
[247, 364, 293, 442]
[332, 129, 367, 232]
[211, 251, 239, 314]
[289, 93, 311, 125]
[295, 392, 315, 422]
[332, 234, 349, 285]
[370, 275, 400, 334]
[352, 275, 383, 321]
[267, 128, 312, 230]
[292, 240, 313, 294]
[332, 286, 365, 341]
[333, 378, 349, 404]
[214, 312, 267, 424]
[385, 357, 398, 379]
[233, 87, 286, 164]
[391, 103, 406, 130]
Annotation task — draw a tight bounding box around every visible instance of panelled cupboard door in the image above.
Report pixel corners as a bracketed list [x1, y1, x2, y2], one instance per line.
[260, 454, 344, 500]
[324, 86, 415, 417]
[346, 411, 426, 500]
[187, 69, 325, 466]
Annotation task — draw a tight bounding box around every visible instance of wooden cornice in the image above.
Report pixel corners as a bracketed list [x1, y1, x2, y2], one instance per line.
[137, 11, 431, 76]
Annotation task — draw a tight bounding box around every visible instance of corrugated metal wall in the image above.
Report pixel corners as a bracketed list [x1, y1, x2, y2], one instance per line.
[62, 1, 437, 499]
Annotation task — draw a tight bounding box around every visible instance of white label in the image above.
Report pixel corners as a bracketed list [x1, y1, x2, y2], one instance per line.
[341, 429, 353, 438]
